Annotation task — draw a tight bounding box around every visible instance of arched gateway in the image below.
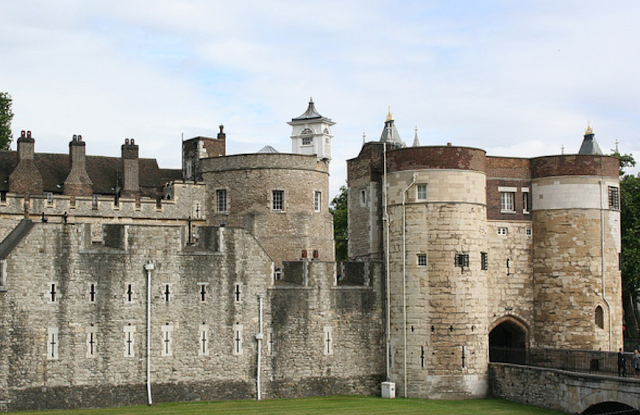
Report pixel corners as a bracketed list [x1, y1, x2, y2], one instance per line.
[489, 317, 529, 364]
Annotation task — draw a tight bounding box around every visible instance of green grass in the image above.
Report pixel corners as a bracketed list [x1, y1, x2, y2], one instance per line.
[11, 396, 566, 415]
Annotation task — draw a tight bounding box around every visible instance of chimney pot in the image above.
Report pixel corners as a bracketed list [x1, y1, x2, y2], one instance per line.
[73, 134, 77, 141]
[131, 138, 135, 145]
[21, 130, 25, 137]
[27, 131, 32, 138]
[78, 135, 82, 141]
[125, 138, 129, 145]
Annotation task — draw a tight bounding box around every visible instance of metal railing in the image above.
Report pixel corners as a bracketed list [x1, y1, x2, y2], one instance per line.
[490, 347, 638, 377]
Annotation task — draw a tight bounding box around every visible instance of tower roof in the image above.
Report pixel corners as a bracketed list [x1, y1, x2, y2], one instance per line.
[379, 109, 404, 147]
[578, 123, 603, 155]
[290, 98, 334, 124]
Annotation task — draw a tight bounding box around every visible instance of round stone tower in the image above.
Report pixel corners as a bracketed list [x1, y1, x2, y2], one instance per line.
[531, 153, 622, 351]
[200, 152, 334, 265]
[385, 146, 489, 398]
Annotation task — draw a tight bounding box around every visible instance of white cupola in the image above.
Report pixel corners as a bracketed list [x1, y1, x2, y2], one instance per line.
[288, 98, 335, 161]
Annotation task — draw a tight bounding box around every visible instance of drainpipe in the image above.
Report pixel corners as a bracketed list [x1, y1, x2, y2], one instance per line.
[599, 179, 612, 351]
[256, 294, 265, 400]
[144, 260, 155, 406]
[402, 173, 417, 397]
[383, 142, 391, 381]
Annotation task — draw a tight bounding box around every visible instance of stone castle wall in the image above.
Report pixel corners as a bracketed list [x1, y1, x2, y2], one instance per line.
[0, 222, 382, 411]
[0, 181, 206, 241]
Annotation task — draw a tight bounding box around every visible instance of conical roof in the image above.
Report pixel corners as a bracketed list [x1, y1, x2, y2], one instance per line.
[578, 124, 603, 155]
[379, 108, 404, 147]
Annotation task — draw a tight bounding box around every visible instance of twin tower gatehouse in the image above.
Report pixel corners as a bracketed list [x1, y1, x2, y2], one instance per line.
[0, 100, 622, 411]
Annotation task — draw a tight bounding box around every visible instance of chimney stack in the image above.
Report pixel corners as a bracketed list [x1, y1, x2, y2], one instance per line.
[63, 134, 93, 196]
[121, 138, 140, 198]
[9, 130, 44, 195]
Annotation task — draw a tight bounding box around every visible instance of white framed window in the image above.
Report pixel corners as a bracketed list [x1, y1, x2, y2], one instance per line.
[272, 190, 284, 211]
[45, 192, 54, 207]
[302, 136, 312, 145]
[481, 252, 488, 270]
[417, 254, 427, 267]
[525, 228, 532, 236]
[522, 187, 530, 214]
[497, 227, 508, 236]
[314, 191, 322, 212]
[216, 189, 227, 213]
[417, 184, 428, 201]
[500, 192, 516, 213]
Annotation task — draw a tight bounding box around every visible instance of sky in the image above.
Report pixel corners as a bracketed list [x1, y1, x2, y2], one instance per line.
[1, 0, 639, 199]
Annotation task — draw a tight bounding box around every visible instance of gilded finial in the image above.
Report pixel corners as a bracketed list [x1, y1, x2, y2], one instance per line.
[585, 121, 593, 135]
[386, 106, 393, 122]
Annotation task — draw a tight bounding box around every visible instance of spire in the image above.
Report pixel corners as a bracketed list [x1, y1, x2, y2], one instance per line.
[578, 122, 603, 155]
[379, 107, 404, 148]
[412, 126, 420, 147]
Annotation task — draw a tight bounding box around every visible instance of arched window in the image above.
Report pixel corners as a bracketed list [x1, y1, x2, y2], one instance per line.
[595, 305, 604, 329]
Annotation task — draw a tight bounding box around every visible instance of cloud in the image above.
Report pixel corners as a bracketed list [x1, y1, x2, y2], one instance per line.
[1, 0, 639, 198]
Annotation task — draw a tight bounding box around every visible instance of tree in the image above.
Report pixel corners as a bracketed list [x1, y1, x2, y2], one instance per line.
[620, 173, 640, 340]
[612, 150, 640, 340]
[0, 92, 14, 150]
[330, 184, 348, 262]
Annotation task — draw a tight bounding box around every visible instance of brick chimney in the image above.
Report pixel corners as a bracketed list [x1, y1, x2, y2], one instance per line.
[9, 130, 44, 195]
[121, 138, 140, 198]
[63, 134, 93, 196]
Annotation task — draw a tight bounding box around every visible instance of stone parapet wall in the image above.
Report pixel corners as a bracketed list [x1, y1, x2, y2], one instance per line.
[0, 182, 206, 241]
[531, 154, 619, 179]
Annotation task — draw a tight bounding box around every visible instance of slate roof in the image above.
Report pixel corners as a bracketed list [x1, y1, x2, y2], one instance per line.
[291, 98, 333, 123]
[0, 151, 180, 197]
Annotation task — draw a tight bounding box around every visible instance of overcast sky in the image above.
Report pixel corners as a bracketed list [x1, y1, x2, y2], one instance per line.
[2, 1, 639, 198]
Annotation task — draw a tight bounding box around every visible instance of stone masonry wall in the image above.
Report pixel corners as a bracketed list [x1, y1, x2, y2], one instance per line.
[0, 181, 206, 241]
[385, 169, 489, 399]
[0, 223, 383, 411]
[202, 153, 334, 264]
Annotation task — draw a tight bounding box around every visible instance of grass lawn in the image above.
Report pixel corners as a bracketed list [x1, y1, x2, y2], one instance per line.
[11, 396, 566, 415]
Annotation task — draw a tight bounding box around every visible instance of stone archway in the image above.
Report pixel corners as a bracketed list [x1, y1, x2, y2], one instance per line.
[582, 401, 640, 415]
[489, 317, 529, 364]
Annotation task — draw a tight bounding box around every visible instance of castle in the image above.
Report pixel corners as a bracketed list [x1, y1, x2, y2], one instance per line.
[0, 100, 622, 411]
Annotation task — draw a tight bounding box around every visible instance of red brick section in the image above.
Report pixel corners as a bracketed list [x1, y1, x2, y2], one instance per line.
[8, 131, 44, 195]
[386, 146, 486, 173]
[531, 155, 619, 178]
[347, 143, 384, 183]
[486, 157, 532, 221]
[63, 135, 93, 196]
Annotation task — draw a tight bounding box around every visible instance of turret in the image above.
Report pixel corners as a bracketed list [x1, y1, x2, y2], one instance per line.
[288, 98, 334, 161]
